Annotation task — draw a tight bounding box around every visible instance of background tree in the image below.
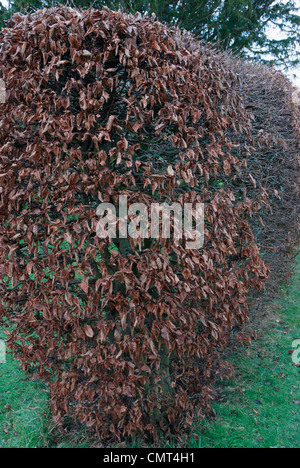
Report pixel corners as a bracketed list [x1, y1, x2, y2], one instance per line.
[0, 3, 10, 27]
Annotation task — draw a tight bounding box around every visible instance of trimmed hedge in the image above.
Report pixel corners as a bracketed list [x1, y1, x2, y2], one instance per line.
[0, 7, 297, 441]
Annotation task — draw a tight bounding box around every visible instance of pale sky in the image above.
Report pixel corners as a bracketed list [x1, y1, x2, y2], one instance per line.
[0, 0, 299, 88]
[266, 0, 300, 89]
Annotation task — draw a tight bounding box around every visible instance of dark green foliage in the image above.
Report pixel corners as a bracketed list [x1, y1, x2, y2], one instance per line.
[0, 4, 10, 28]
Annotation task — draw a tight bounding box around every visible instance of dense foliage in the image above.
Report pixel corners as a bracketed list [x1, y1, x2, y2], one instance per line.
[3, 0, 300, 68]
[230, 59, 299, 297]
[0, 7, 272, 440]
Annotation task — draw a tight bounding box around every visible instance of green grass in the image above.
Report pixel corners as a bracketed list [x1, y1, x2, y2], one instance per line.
[188, 252, 300, 448]
[0, 339, 51, 448]
[0, 253, 299, 448]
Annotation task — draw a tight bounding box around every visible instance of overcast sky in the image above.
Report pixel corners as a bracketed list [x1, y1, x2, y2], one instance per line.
[266, 0, 300, 88]
[1, 0, 299, 88]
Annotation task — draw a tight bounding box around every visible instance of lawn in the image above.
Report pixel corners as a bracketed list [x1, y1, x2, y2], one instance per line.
[0, 253, 299, 448]
[188, 251, 300, 448]
[0, 340, 50, 448]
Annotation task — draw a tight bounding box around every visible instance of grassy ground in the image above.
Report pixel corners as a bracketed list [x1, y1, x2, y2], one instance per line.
[188, 252, 300, 449]
[0, 254, 299, 448]
[0, 341, 50, 448]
